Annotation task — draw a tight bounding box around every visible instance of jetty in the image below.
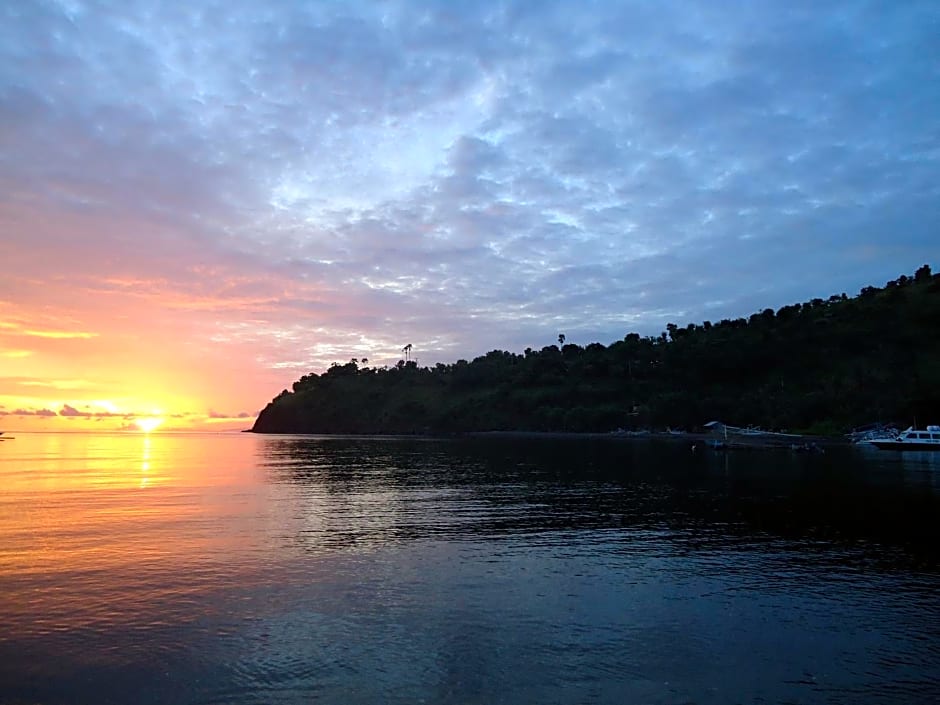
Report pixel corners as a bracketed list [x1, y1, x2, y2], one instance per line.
[703, 421, 827, 450]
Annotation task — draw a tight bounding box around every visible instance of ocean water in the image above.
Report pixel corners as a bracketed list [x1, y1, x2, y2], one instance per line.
[0, 432, 937, 704]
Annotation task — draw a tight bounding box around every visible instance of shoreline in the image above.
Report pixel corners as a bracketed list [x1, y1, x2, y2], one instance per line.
[465, 430, 849, 447]
[249, 428, 851, 448]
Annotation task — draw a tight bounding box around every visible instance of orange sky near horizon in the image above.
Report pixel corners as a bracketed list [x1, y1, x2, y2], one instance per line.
[0, 294, 274, 432]
[0, 254, 420, 433]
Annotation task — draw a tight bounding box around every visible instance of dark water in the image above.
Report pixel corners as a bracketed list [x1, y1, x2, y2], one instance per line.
[0, 432, 938, 704]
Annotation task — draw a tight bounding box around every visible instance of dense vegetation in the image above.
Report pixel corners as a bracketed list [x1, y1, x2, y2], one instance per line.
[253, 265, 940, 435]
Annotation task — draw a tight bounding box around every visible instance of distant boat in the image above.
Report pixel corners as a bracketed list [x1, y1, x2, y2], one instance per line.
[870, 426, 940, 451]
[703, 421, 803, 448]
[848, 423, 900, 444]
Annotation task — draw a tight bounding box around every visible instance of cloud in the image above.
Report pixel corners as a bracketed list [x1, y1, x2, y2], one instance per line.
[208, 409, 256, 420]
[56, 404, 130, 418]
[23, 330, 97, 339]
[59, 404, 91, 417]
[0, 0, 936, 412]
[11, 408, 57, 417]
[0, 318, 97, 340]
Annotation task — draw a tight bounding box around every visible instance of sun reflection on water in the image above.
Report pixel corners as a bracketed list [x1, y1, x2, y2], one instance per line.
[0, 432, 273, 647]
[140, 435, 151, 488]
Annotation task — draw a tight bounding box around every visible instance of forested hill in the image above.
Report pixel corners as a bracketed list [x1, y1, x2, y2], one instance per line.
[252, 265, 940, 435]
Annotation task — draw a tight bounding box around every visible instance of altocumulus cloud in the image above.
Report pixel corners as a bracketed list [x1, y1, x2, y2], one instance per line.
[0, 1, 937, 370]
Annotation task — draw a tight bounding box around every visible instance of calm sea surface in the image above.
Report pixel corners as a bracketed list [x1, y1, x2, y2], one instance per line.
[0, 432, 938, 704]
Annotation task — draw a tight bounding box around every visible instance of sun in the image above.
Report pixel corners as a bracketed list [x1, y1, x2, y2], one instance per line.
[135, 416, 164, 433]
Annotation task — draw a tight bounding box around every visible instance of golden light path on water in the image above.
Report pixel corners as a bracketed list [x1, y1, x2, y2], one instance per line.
[0, 433, 274, 599]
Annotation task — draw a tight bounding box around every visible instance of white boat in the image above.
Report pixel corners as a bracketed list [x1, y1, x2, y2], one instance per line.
[870, 426, 940, 451]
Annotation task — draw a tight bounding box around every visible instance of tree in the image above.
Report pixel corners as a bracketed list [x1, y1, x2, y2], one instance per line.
[558, 333, 566, 347]
[253, 264, 940, 436]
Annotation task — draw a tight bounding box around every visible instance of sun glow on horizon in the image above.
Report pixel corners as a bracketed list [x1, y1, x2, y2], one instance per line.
[135, 417, 164, 433]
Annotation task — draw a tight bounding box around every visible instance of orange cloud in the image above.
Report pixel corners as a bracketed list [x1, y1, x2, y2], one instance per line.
[19, 379, 96, 390]
[23, 329, 98, 339]
[0, 313, 98, 340]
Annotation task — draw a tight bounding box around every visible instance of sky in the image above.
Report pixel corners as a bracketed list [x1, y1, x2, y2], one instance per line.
[1, 0, 937, 432]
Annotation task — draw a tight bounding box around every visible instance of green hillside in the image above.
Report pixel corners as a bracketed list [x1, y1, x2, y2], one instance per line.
[252, 265, 940, 435]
